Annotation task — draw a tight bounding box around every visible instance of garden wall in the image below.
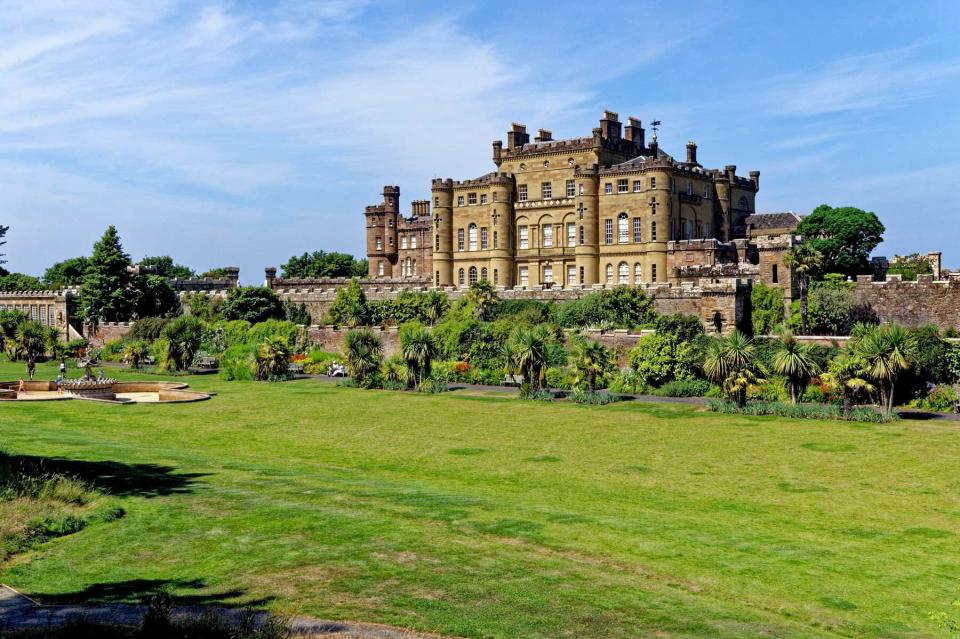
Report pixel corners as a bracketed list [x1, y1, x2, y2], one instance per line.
[852, 274, 960, 331]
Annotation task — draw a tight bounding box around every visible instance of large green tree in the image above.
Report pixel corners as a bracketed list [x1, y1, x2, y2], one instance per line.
[281, 251, 367, 279]
[0, 272, 43, 291]
[78, 226, 137, 326]
[325, 279, 370, 327]
[43, 257, 90, 287]
[221, 287, 285, 324]
[138, 255, 196, 280]
[134, 274, 181, 318]
[796, 205, 884, 277]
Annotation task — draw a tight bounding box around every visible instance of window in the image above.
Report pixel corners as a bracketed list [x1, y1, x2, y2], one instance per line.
[481, 227, 488, 249]
[633, 217, 642, 243]
[703, 185, 709, 199]
[685, 219, 694, 240]
[519, 266, 529, 287]
[469, 266, 478, 285]
[670, 178, 674, 192]
[493, 192, 499, 202]
[579, 266, 585, 285]
[650, 177, 656, 189]
[633, 179, 642, 192]
[481, 267, 488, 282]
[493, 269, 499, 285]
[457, 228, 464, 251]
[567, 222, 576, 247]
[378, 261, 385, 276]
[376, 237, 383, 250]
[388, 236, 393, 246]
[434, 197, 439, 207]
[579, 183, 584, 195]
[567, 266, 577, 286]
[468, 224, 478, 250]
[518, 184, 528, 201]
[481, 194, 487, 205]
[604, 183, 613, 195]
[634, 263, 642, 284]
[651, 264, 658, 282]
[543, 224, 553, 247]
[605, 264, 613, 283]
[618, 178, 628, 193]
[435, 234, 439, 250]
[411, 235, 417, 249]
[457, 195, 464, 206]
[436, 271, 440, 287]
[468, 193, 477, 205]
[772, 264, 779, 284]
[566, 179, 575, 197]
[388, 218, 393, 228]
[543, 265, 553, 284]
[401, 237, 408, 249]
[618, 262, 629, 285]
[493, 230, 498, 248]
[618, 213, 629, 243]
[703, 222, 710, 238]
[651, 221, 657, 241]
[519, 225, 529, 249]
[687, 181, 693, 196]
[458, 268, 465, 285]
[604, 219, 613, 244]
[541, 182, 552, 199]
[579, 225, 585, 244]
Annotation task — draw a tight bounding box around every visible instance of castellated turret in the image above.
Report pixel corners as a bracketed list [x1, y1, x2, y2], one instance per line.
[364, 185, 400, 278]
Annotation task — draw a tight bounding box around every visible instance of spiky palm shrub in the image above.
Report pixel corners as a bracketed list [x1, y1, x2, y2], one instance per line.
[569, 337, 614, 393]
[823, 353, 875, 416]
[704, 330, 764, 408]
[466, 280, 497, 321]
[772, 332, 821, 403]
[344, 328, 383, 386]
[424, 291, 449, 325]
[255, 335, 292, 381]
[381, 355, 408, 385]
[507, 324, 552, 398]
[15, 321, 47, 380]
[400, 325, 437, 388]
[160, 316, 203, 371]
[122, 340, 149, 369]
[782, 243, 823, 335]
[853, 323, 915, 416]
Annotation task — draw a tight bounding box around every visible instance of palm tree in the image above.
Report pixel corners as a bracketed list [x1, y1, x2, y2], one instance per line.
[424, 291, 449, 325]
[853, 323, 915, 416]
[466, 280, 497, 321]
[122, 340, 149, 369]
[569, 337, 613, 393]
[823, 353, 875, 417]
[507, 324, 552, 397]
[703, 330, 764, 408]
[772, 332, 821, 403]
[256, 336, 292, 381]
[15, 321, 47, 380]
[400, 325, 437, 388]
[783, 243, 823, 335]
[381, 355, 408, 384]
[344, 328, 383, 385]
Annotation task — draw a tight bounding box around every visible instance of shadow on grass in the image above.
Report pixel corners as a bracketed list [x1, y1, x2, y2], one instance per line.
[33, 578, 274, 608]
[0, 453, 207, 498]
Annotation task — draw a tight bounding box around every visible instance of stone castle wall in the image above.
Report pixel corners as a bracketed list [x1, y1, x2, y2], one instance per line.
[853, 274, 960, 330]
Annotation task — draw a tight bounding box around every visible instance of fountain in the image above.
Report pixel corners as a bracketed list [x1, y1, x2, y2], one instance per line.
[60, 378, 119, 400]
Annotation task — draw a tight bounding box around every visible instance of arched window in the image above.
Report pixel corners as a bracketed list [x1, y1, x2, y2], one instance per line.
[458, 268, 465, 285]
[618, 212, 629, 243]
[468, 266, 478, 284]
[481, 267, 488, 282]
[605, 264, 613, 283]
[634, 263, 642, 284]
[468, 224, 478, 251]
[618, 262, 629, 285]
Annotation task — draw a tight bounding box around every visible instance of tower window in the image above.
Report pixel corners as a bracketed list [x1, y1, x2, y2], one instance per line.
[457, 228, 464, 251]
[435, 234, 439, 251]
[518, 184, 528, 201]
[651, 264, 658, 282]
[541, 182, 552, 199]
[651, 221, 657, 241]
[401, 237, 408, 249]
[493, 230, 498, 248]
[411, 235, 417, 249]
[567, 223, 576, 247]
[468, 224, 477, 251]
[605, 219, 613, 244]
[493, 269, 499, 285]
[566, 179, 576, 197]
[604, 183, 613, 195]
[375, 237, 383, 250]
[618, 212, 629, 243]
[633, 217, 642, 243]
[481, 194, 487, 205]
[650, 177, 656, 189]
[772, 264, 779, 283]
[579, 225, 585, 244]
[378, 261, 384, 276]
[457, 195, 464, 206]
[481, 227, 488, 249]
[618, 179, 628, 193]
[633, 179, 642, 192]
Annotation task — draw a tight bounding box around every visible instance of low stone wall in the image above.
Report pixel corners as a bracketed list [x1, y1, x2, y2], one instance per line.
[853, 274, 960, 331]
[83, 322, 136, 346]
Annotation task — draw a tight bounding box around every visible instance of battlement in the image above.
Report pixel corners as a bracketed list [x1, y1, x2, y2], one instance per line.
[0, 289, 70, 298]
[433, 172, 514, 190]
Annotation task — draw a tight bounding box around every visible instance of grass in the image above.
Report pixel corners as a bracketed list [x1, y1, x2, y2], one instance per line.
[1, 359, 959, 637]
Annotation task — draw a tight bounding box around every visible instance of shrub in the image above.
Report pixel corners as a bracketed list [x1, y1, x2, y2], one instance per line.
[608, 369, 649, 395]
[707, 399, 895, 422]
[325, 279, 369, 327]
[652, 379, 711, 397]
[417, 379, 448, 393]
[568, 389, 621, 405]
[255, 336, 292, 382]
[912, 385, 959, 413]
[130, 317, 169, 342]
[748, 377, 790, 402]
[546, 366, 573, 390]
[218, 344, 256, 381]
[221, 287, 285, 324]
[159, 316, 203, 371]
[751, 282, 785, 335]
[554, 287, 655, 330]
[100, 338, 126, 362]
[628, 333, 702, 387]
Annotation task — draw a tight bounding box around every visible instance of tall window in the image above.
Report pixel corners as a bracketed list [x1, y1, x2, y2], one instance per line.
[633, 217, 642, 243]
[618, 213, 629, 243]
[493, 192, 498, 202]
[703, 222, 710, 238]
[579, 266, 585, 285]
[634, 263, 642, 284]
[481, 194, 488, 205]
[567, 223, 576, 247]
[458, 268, 465, 285]
[604, 183, 613, 195]
[567, 266, 576, 286]
[457, 228, 464, 251]
[566, 179, 576, 197]
[543, 265, 553, 284]
[401, 237, 408, 249]
[605, 264, 613, 283]
[686, 181, 693, 196]
[378, 261, 384, 276]
[457, 195, 464, 206]
[481, 267, 488, 282]
[651, 264, 657, 282]
[579, 225, 585, 244]
[468, 192, 477, 205]
[493, 230, 498, 248]
[469, 266, 478, 285]
[541, 182, 552, 199]
[493, 269, 499, 285]
[633, 179, 642, 192]
[435, 234, 439, 251]
[651, 221, 657, 241]
[703, 185, 709, 199]
[604, 219, 613, 244]
[411, 235, 417, 249]
[436, 271, 440, 287]
[617, 178, 628, 193]
[772, 264, 779, 284]
[618, 262, 629, 285]
[650, 177, 656, 189]
[542, 224, 553, 248]
[376, 237, 383, 250]
[468, 224, 478, 250]
[685, 219, 694, 240]
[519, 266, 529, 287]
[519, 225, 529, 249]
[518, 184, 528, 201]
[480, 227, 488, 249]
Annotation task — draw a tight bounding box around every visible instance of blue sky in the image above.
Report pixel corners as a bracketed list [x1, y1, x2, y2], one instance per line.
[2, 0, 959, 282]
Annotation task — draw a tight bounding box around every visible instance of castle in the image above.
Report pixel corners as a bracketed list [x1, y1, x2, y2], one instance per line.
[364, 110, 799, 302]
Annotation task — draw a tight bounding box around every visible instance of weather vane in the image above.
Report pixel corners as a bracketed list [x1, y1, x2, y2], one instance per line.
[651, 120, 661, 141]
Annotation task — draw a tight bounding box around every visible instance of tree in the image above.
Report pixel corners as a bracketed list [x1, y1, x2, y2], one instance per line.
[751, 282, 785, 335]
[221, 287, 285, 324]
[0, 309, 28, 359]
[182, 292, 223, 322]
[122, 340, 150, 369]
[783, 243, 823, 335]
[424, 291, 449, 325]
[159, 316, 203, 371]
[200, 267, 231, 278]
[555, 287, 655, 329]
[134, 275, 181, 318]
[507, 324, 553, 397]
[400, 324, 438, 387]
[325, 279, 369, 327]
[796, 204, 884, 277]
[772, 332, 821, 404]
[255, 335, 292, 381]
[78, 226, 137, 327]
[15, 321, 47, 380]
[569, 337, 614, 393]
[344, 328, 383, 386]
[0, 273, 43, 291]
[789, 277, 878, 336]
[886, 253, 934, 281]
[283, 301, 312, 326]
[704, 330, 764, 408]
[280, 251, 367, 278]
[43, 257, 90, 287]
[853, 324, 916, 416]
[629, 332, 702, 389]
[137, 256, 196, 280]
[466, 280, 498, 321]
[823, 353, 874, 417]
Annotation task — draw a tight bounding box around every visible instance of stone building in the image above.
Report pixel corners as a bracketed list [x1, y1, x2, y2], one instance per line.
[0, 289, 78, 340]
[366, 110, 796, 298]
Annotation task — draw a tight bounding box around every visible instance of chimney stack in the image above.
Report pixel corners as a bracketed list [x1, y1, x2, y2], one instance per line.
[624, 117, 644, 147]
[749, 170, 760, 190]
[725, 165, 737, 181]
[535, 128, 553, 143]
[686, 140, 698, 165]
[492, 140, 503, 166]
[264, 267, 277, 289]
[506, 123, 529, 150]
[599, 110, 621, 140]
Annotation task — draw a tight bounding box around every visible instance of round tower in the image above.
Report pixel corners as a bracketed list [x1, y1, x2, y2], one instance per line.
[432, 179, 454, 287]
[364, 203, 387, 278]
[574, 166, 600, 285]
[382, 185, 400, 263]
[489, 174, 514, 287]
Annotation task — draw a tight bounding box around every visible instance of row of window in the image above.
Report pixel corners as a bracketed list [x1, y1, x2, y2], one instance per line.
[512, 262, 658, 287]
[604, 262, 657, 284]
[456, 266, 497, 286]
[449, 179, 724, 207]
[0, 303, 57, 327]
[399, 235, 418, 249]
[455, 225, 498, 251]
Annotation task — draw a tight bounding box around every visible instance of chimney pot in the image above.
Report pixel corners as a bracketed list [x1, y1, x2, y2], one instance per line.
[686, 140, 698, 165]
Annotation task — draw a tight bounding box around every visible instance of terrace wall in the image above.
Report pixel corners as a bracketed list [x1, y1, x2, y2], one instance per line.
[853, 274, 960, 331]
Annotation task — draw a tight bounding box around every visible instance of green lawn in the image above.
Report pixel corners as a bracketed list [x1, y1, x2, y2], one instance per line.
[0, 360, 957, 638]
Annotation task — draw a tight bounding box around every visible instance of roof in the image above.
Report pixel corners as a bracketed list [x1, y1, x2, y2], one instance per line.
[745, 212, 803, 230]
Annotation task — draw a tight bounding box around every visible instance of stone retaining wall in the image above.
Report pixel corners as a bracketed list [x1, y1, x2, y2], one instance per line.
[853, 274, 960, 331]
